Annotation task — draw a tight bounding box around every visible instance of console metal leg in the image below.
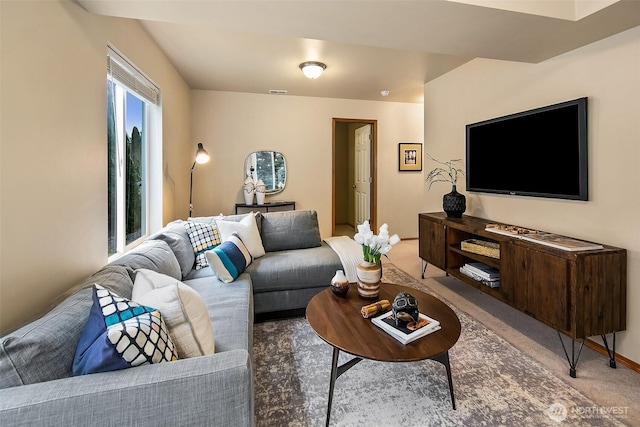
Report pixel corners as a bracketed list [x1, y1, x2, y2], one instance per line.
[601, 333, 617, 369]
[326, 347, 362, 426]
[421, 260, 428, 279]
[431, 351, 456, 410]
[557, 331, 585, 378]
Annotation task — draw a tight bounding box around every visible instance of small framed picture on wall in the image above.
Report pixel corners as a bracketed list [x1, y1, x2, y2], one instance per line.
[398, 143, 422, 171]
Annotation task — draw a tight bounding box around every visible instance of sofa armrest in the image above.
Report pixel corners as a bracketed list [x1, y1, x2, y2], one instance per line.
[0, 349, 253, 427]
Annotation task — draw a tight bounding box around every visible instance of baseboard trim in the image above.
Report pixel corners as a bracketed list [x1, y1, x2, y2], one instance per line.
[585, 338, 640, 373]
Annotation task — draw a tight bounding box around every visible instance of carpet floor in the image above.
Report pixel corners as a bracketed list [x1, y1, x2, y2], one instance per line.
[253, 264, 626, 426]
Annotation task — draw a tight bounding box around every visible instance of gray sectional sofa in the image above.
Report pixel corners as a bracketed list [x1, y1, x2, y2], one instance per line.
[0, 210, 342, 426]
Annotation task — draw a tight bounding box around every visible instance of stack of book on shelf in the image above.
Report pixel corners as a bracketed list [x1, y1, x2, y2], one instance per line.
[459, 262, 500, 288]
[372, 311, 441, 344]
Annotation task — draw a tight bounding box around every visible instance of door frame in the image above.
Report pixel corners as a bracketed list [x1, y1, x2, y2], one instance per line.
[332, 118, 377, 236]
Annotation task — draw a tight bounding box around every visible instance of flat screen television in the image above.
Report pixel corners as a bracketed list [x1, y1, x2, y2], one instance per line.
[466, 97, 588, 201]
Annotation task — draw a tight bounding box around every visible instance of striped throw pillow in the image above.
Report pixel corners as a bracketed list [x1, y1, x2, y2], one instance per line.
[205, 233, 252, 283]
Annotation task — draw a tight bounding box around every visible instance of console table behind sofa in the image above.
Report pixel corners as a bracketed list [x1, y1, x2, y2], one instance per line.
[235, 201, 295, 214]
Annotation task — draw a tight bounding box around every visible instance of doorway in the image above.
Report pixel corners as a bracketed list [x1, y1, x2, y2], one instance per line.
[332, 118, 377, 237]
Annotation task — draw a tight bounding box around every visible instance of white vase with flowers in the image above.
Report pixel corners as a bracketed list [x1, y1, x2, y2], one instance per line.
[354, 221, 401, 299]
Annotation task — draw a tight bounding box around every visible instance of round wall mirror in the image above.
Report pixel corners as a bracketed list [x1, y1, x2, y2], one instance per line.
[244, 151, 287, 195]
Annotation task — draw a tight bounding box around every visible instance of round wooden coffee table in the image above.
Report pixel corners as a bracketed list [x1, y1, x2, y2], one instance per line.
[306, 282, 461, 426]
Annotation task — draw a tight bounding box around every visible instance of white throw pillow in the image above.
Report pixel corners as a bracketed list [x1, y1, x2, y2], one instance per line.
[132, 269, 215, 358]
[216, 213, 266, 258]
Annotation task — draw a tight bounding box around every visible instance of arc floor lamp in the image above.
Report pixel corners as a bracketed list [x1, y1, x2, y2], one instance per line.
[189, 142, 210, 217]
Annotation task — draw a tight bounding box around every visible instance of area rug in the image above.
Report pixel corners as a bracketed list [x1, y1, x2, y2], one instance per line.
[253, 264, 626, 426]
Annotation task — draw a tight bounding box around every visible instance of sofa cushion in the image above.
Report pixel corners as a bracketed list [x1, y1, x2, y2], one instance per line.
[72, 285, 178, 376]
[184, 221, 222, 270]
[132, 269, 215, 358]
[0, 265, 134, 389]
[147, 220, 195, 279]
[246, 243, 342, 294]
[191, 212, 262, 235]
[261, 210, 321, 252]
[187, 214, 221, 225]
[205, 233, 252, 283]
[183, 274, 253, 354]
[183, 266, 215, 281]
[111, 240, 182, 280]
[216, 213, 265, 259]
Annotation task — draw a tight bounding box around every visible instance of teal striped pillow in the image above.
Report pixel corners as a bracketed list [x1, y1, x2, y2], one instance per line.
[205, 233, 252, 283]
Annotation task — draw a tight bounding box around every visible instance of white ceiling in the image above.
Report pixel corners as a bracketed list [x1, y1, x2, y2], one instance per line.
[78, 0, 640, 103]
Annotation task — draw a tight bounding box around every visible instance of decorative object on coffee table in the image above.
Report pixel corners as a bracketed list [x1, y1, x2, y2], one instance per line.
[330, 270, 349, 297]
[425, 154, 466, 218]
[355, 261, 383, 299]
[392, 292, 419, 326]
[354, 221, 400, 299]
[360, 299, 391, 318]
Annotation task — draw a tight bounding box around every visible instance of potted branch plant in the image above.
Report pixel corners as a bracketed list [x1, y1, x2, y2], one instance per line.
[425, 154, 466, 218]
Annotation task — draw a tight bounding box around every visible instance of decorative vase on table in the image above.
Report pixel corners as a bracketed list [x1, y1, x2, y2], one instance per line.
[243, 175, 255, 205]
[443, 184, 466, 218]
[356, 261, 382, 299]
[353, 220, 400, 300]
[330, 270, 349, 297]
[255, 179, 266, 205]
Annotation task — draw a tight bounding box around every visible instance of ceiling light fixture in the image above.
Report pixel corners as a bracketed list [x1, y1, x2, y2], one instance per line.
[299, 61, 327, 79]
[380, 90, 390, 97]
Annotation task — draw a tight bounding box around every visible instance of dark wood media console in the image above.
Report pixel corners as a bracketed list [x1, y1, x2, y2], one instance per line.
[419, 212, 627, 377]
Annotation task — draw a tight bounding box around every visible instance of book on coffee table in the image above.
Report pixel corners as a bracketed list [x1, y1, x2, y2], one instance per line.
[371, 311, 441, 344]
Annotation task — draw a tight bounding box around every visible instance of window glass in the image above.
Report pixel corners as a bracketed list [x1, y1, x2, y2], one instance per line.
[107, 81, 117, 255]
[124, 92, 147, 245]
[107, 61, 154, 257]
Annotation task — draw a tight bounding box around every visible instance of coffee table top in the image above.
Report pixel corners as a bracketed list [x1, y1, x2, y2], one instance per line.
[306, 283, 461, 362]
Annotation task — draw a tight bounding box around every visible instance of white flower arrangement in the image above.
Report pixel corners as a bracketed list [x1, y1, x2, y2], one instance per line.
[354, 221, 401, 264]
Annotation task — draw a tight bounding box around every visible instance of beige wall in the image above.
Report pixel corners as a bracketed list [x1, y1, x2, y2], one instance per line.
[190, 91, 424, 239]
[0, 1, 191, 333]
[423, 27, 640, 363]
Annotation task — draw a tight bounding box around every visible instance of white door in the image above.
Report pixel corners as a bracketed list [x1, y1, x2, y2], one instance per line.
[354, 125, 371, 224]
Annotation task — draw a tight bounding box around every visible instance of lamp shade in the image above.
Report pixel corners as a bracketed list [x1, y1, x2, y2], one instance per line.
[195, 143, 210, 164]
[299, 61, 326, 79]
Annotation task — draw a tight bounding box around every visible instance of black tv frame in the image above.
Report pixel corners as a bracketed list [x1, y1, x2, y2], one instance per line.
[465, 97, 589, 201]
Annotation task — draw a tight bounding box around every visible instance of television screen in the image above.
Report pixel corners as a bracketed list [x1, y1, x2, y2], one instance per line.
[466, 97, 588, 201]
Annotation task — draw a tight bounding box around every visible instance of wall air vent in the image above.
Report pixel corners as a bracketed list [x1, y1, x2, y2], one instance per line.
[268, 89, 288, 95]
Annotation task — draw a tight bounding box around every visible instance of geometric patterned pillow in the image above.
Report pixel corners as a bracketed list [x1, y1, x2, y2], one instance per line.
[72, 285, 178, 376]
[204, 232, 252, 283]
[184, 221, 222, 270]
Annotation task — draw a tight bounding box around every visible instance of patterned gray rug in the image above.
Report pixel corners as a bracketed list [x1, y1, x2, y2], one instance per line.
[253, 264, 625, 426]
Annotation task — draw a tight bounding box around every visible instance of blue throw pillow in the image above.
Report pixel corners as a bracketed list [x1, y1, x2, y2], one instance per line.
[72, 285, 178, 376]
[205, 232, 252, 283]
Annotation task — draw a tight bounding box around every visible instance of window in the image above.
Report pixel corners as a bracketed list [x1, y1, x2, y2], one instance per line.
[107, 46, 161, 257]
